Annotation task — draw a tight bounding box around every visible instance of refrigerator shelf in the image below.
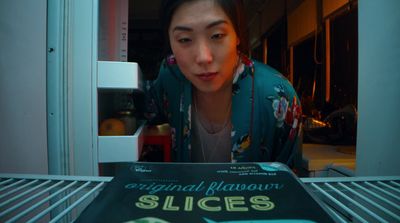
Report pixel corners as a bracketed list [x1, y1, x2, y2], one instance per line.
[0, 174, 112, 223]
[1, 174, 399, 222]
[97, 61, 143, 91]
[98, 121, 146, 163]
[301, 176, 400, 222]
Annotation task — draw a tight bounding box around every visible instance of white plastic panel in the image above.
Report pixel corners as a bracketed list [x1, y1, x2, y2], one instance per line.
[97, 61, 142, 90]
[98, 121, 145, 163]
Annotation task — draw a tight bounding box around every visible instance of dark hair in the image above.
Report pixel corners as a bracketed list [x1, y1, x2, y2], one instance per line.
[160, 0, 249, 56]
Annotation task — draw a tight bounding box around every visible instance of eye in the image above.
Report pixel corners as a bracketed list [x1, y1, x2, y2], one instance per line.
[178, 37, 192, 43]
[211, 33, 226, 40]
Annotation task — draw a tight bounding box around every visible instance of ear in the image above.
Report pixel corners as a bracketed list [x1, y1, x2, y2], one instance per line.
[166, 54, 177, 65]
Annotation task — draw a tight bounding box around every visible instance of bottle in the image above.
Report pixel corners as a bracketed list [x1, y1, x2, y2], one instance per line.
[117, 110, 136, 135]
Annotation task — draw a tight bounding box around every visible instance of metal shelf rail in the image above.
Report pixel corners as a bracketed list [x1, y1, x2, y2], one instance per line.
[1, 173, 399, 222]
[302, 176, 400, 223]
[0, 174, 112, 223]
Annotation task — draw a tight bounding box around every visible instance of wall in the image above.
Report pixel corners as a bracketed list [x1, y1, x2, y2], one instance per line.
[248, 0, 287, 47]
[286, 0, 349, 46]
[0, 0, 48, 174]
[287, 0, 317, 46]
[247, 0, 305, 47]
[356, 0, 400, 176]
[322, 0, 349, 18]
[246, 0, 350, 48]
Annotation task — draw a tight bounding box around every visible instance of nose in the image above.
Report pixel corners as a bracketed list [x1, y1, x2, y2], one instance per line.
[195, 40, 213, 65]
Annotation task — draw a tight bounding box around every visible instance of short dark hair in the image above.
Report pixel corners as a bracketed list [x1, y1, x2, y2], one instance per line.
[160, 0, 249, 56]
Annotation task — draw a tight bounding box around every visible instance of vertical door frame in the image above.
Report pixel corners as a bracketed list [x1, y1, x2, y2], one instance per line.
[47, 0, 99, 176]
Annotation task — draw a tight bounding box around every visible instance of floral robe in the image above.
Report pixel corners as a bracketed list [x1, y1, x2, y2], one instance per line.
[145, 55, 302, 167]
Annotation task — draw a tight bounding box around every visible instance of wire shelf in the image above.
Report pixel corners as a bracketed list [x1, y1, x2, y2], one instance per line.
[302, 176, 400, 223]
[1, 174, 399, 222]
[0, 174, 112, 223]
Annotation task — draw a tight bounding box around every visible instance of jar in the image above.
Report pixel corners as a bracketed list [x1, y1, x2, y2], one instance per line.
[117, 110, 137, 135]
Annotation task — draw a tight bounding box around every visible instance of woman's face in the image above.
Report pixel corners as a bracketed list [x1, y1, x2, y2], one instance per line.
[168, 0, 240, 93]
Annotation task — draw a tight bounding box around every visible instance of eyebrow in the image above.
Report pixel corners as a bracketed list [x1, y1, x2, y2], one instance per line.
[172, 20, 228, 32]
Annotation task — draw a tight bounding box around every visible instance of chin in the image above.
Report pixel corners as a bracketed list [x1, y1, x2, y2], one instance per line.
[195, 84, 220, 93]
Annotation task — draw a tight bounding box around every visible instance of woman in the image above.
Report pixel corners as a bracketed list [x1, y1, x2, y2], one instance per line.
[145, 0, 302, 166]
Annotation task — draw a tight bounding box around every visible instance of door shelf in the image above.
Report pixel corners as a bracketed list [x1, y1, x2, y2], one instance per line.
[97, 61, 143, 91]
[96, 60, 145, 164]
[98, 121, 145, 163]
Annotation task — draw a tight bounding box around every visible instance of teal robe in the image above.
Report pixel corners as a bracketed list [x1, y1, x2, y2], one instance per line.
[145, 55, 302, 166]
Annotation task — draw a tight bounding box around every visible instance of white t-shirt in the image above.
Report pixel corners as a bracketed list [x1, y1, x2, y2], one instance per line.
[191, 109, 232, 162]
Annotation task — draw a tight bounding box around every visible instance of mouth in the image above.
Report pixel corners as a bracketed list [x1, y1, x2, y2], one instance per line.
[196, 72, 218, 81]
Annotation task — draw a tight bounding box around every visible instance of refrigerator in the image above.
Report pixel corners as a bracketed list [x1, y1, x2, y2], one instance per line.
[46, 0, 154, 176]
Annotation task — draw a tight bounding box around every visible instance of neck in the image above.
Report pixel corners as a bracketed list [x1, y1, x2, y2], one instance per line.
[194, 85, 232, 125]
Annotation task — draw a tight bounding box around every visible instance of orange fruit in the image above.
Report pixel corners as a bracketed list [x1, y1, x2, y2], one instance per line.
[99, 118, 126, 136]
